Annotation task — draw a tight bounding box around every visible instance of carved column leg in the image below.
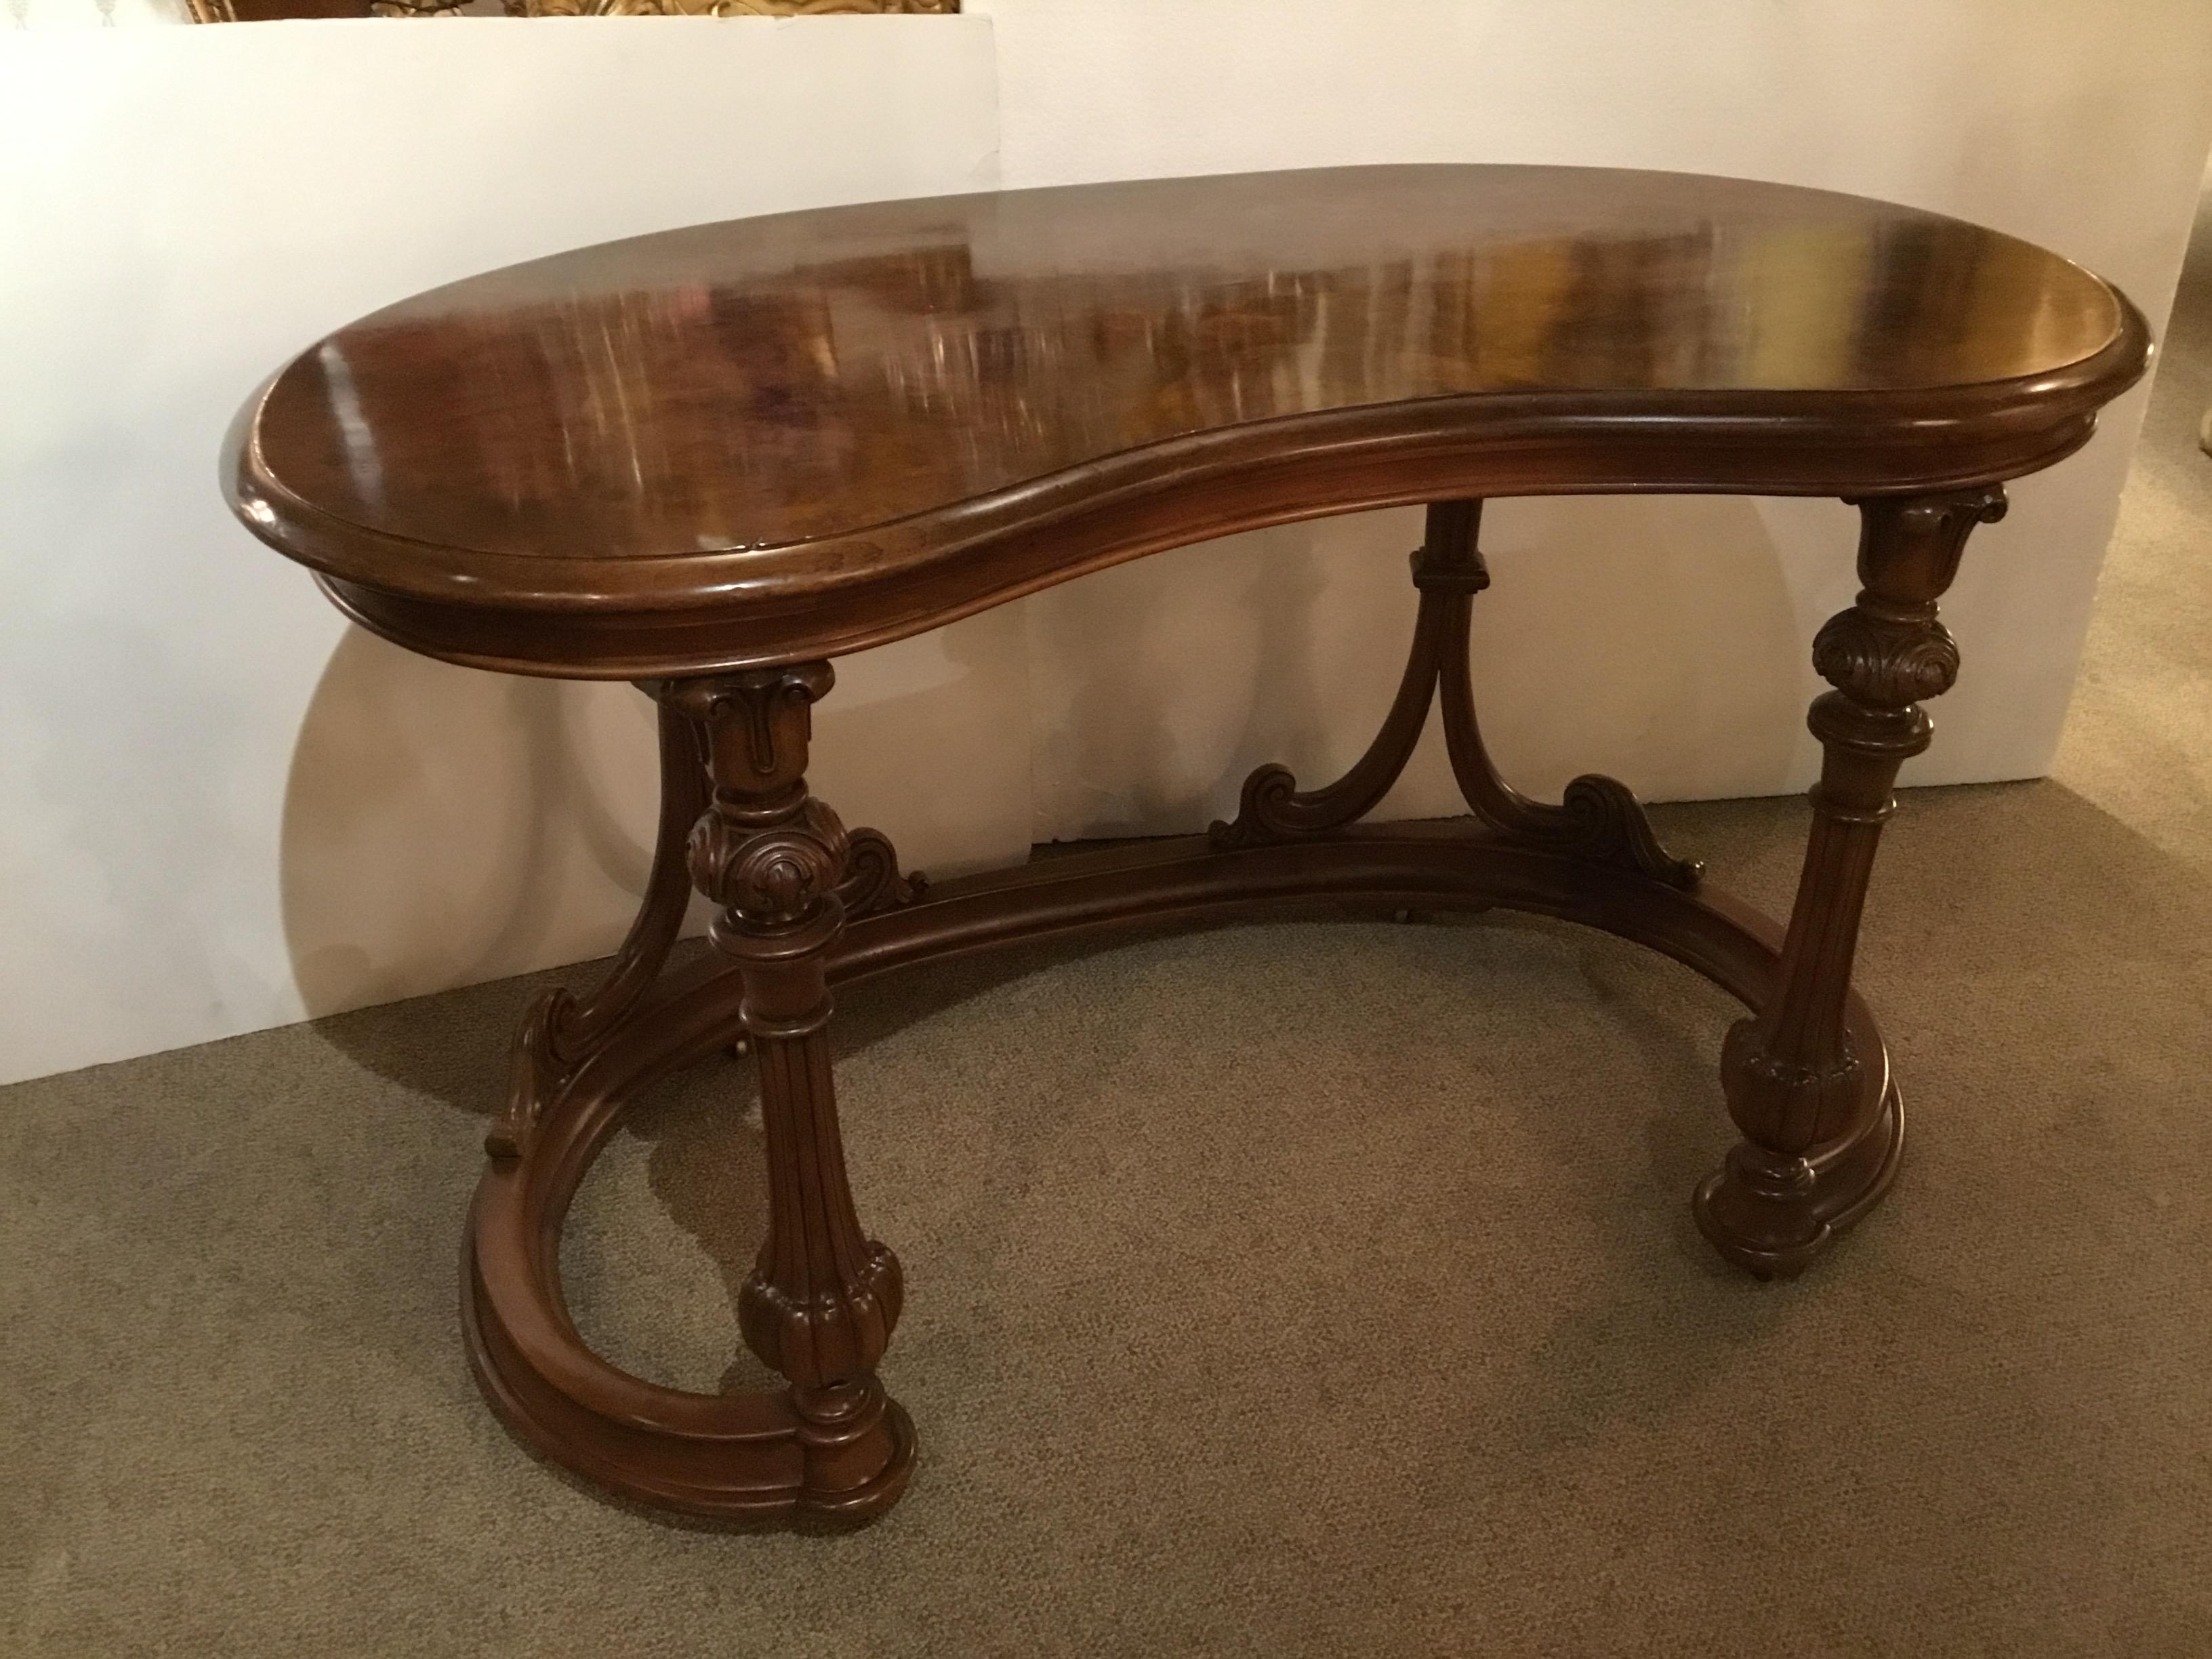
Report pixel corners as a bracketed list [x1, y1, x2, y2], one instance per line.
[1696, 487, 2005, 1277]
[658, 667, 912, 1515]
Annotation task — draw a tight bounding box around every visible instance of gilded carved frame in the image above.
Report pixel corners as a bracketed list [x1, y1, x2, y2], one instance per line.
[189, 0, 951, 19]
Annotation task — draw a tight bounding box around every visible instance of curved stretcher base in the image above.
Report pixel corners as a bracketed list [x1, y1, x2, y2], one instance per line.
[462, 826, 1900, 1523]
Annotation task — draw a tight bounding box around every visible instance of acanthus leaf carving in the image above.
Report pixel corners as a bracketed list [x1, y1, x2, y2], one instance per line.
[661, 664, 832, 806]
[738, 1242, 904, 1389]
[1811, 606, 1961, 710]
[689, 796, 851, 928]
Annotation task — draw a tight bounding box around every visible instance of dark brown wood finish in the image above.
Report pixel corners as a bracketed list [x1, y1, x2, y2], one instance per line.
[224, 166, 2149, 1525]
[228, 165, 2146, 677]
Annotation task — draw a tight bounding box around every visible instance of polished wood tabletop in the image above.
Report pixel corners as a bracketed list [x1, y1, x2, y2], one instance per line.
[228, 163, 2148, 674]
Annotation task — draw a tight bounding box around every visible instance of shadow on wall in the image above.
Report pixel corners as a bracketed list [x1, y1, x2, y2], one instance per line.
[274, 493, 1820, 1116]
[1021, 510, 1442, 843]
[1023, 496, 1817, 844]
[1458, 495, 1814, 803]
[279, 626, 665, 1023]
[279, 491, 1829, 1045]
[279, 609, 1038, 1109]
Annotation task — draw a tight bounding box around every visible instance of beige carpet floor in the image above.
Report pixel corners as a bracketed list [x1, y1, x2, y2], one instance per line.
[7, 219, 2210, 1654]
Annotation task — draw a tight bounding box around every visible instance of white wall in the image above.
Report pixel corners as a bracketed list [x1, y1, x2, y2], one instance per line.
[4, 4, 2209, 1086]
[980, 0, 2212, 838]
[0, 21, 1017, 1084]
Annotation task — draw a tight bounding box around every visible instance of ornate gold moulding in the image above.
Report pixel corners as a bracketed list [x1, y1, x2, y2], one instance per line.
[190, 0, 954, 19]
[487, 0, 955, 14]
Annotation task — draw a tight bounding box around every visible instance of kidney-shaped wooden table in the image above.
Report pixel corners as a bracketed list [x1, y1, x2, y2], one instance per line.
[225, 165, 2149, 1525]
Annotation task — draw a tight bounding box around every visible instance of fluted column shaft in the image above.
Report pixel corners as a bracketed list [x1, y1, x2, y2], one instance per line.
[1698, 487, 2006, 1274]
[657, 665, 905, 1500]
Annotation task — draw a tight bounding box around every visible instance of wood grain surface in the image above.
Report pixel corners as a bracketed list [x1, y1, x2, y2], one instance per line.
[226, 165, 2148, 675]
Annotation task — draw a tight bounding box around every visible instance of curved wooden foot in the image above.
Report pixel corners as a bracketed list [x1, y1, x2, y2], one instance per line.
[465, 1078, 916, 1523]
[1693, 1079, 1902, 1279]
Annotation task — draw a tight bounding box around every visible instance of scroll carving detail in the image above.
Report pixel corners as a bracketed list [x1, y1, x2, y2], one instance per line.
[1554, 775, 1700, 881]
[838, 827, 930, 918]
[1212, 499, 1699, 888]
